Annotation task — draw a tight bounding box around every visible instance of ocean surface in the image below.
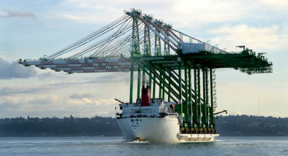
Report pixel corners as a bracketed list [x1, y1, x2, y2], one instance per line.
[0, 136, 287, 156]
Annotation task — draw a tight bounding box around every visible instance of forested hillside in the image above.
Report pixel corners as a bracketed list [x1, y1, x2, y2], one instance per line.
[0, 115, 287, 136]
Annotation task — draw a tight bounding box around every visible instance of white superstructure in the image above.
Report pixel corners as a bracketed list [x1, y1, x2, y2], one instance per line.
[116, 98, 219, 143]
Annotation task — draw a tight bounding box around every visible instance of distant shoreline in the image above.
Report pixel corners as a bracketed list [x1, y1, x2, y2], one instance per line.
[1, 115, 288, 137]
[1, 135, 288, 137]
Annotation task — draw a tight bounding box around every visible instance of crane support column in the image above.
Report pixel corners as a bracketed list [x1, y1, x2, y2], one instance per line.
[177, 50, 183, 127]
[184, 62, 190, 125]
[159, 71, 162, 99]
[162, 72, 165, 100]
[142, 66, 146, 86]
[202, 68, 209, 131]
[129, 60, 134, 103]
[197, 67, 201, 128]
[168, 70, 171, 101]
[188, 65, 193, 126]
[210, 68, 216, 129]
[193, 66, 201, 129]
[137, 65, 141, 100]
[149, 70, 152, 88]
[130, 16, 136, 103]
[153, 71, 156, 99]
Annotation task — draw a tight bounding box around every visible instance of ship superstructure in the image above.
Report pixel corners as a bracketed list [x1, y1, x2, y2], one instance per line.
[19, 9, 272, 143]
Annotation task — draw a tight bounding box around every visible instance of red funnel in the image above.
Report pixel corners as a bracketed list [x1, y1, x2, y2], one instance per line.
[141, 85, 151, 106]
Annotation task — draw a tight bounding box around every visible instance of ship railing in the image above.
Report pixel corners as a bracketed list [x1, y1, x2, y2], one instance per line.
[116, 114, 169, 119]
[166, 113, 179, 116]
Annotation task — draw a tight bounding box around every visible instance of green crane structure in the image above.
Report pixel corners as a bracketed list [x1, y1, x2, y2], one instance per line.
[19, 9, 272, 134]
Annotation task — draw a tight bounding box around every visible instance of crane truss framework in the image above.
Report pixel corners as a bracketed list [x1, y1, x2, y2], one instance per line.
[19, 9, 272, 132]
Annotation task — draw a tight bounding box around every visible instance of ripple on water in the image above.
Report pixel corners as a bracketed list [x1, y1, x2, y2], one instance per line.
[0, 136, 287, 156]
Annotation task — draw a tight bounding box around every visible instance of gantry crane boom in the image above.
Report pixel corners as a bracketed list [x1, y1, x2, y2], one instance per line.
[19, 9, 272, 133]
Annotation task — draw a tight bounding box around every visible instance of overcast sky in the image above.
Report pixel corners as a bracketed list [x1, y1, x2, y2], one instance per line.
[0, 0, 287, 118]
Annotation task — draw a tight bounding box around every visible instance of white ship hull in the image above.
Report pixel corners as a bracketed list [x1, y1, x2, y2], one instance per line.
[117, 116, 219, 143]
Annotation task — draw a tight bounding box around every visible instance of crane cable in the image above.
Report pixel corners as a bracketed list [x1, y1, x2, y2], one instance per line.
[47, 15, 130, 59]
[107, 22, 145, 57]
[68, 26, 132, 59]
[55, 16, 131, 59]
[68, 19, 133, 59]
[91, 18, 133, 57]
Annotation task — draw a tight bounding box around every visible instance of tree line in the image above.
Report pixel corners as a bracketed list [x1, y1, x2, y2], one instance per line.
[0, 116, 121, 137]
[0, 115, 287, 136]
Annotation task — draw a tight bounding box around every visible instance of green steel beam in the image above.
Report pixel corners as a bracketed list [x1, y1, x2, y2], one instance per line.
[150, 76, 177, 102]
[153, 72, 156, 99]
[164, 68, 191, 102]
[142, 66, 146, 86]
[137, 65, 141, 100]
[149, 70, 152, 88]
[159, 72, 162, 99]
[162, 73, 165, 100]
[177, 50, 183, 126]
[197, 67, 201, 127]
[184, 63, 190, 124]
[210, 68, 215, 126]
[202, 68, 209, 128]
[137, 62, 178, 102]
[168, 74, 171, 101]
[145, 72, 176, 102]
[149, 64, 180, 100]
[193, 67, 201, 127]
[142, 62, 180, 100]
[153, 65, 180, 98]
[169, 69, 202, 103]
[129, 60, 134, 103]
[139, 52, 272, 74]
[188, 65, 193, 125]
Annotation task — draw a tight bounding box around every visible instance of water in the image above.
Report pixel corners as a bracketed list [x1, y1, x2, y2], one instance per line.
[0, 136, 287, 156]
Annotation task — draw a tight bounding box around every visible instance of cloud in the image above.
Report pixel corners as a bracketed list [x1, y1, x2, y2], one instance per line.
[69, 93, 95, 99]
[0, 95, 59, 113]
[0, 97, 21, 110]
[58, 0, 174, 24]
[37, 72, 66, 80]
[0, 9, 37, 21]
[0, 95, 116, 118]
[85, 73, 130, 84]
[0, 80, 80, 96]
[0, 58, 37, 79]
[171, 0, 250, 25]
[29, 95, 60, 105]
[55, 0, 256, 26]
[262, 0, 288, 10]
[0, 72, 130, 96]
[67, 98, 115, 105]
[207, 24, 288, 51]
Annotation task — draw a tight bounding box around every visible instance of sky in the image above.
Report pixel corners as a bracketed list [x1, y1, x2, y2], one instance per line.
[0, 0, 287, 118]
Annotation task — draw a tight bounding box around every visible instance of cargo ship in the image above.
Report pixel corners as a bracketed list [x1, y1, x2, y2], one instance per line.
[17, 8, 272, 143]
[116, 85, 219, 143]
